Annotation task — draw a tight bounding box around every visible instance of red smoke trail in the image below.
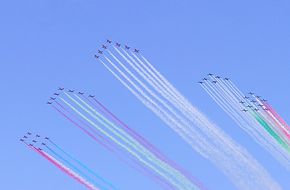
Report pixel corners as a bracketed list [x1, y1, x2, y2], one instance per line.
[25, 144, 99, 190]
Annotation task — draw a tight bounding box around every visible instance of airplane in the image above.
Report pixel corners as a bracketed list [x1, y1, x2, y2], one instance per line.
[256, 95, 261, 99]
[224, 78, 230, 81]
[42, 143, 46, 146]
[94, 55, 99, 59]
[250, 100, 257, 103]
[32, 140, 37, 143]
[242, 109, 248, 112]
[244, 96, 250, 99]
[50, 97, 56, 100]
[27, 132, 32, 135]
[262, 99, 267, 102]
[36, 135, 40, 138]
[47, 102, 52, 105]
[208, 73, 213, 76]
[98, 50, 103, 54]
[134, 49, 139, 53]
[203, 78, 208, 81]
[38, 148, 42, 151]
[258, 104, 263, 107]
[68, 90, 74, 93]
[20, 139, 24, 142]
[116, 43, 121, 47]
[29, 144, 33, 146]
[254, 108, 259, 111]
[239, 101, 245, 104]
[246, 105, 253, 108]
[212, 81, 217, 84]
[263, 108, 269, 111]
[89, 95, 95, 98]
[54, 93, 60, 96]
[215, 76, 221, 79]
[125, 45, 130, 50]
[106, 39, 112, 43]
[248, 92, 254, 95]
[198, 81, 203, 84]
[102, 45, 107, 49]
[58, 87, 64, 91]
[45, 137, 49, 140]
[23, 136, 28, 139]
[78, 92, 84, 95]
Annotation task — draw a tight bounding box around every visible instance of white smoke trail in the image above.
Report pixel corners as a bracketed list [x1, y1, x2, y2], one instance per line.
[97, 47, 282, 190]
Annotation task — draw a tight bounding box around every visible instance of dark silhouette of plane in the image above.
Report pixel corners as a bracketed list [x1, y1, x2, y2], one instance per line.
[116, 43, 121, 47]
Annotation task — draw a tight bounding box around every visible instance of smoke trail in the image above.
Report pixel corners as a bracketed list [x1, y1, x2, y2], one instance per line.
[53, 101, 175, 190]
[24, 143, 100, 190]
[199, 75, 290, 170]
[95, 44, 282, 190]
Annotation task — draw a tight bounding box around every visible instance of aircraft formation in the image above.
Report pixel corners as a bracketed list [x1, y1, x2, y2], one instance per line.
[199, 74, 290, 169]
[21, 39, 288, 190]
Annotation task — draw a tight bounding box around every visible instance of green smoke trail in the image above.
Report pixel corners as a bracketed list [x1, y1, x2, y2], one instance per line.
[252, 111, 290, 153]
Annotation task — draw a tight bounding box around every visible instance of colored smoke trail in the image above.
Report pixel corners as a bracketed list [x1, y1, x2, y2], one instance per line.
[52, 101, 176, 190]
[49, 91, 204, 190]
[199, 74, 290, 170]
[23, 143, 100, 190]
[95, 42, 282, 190]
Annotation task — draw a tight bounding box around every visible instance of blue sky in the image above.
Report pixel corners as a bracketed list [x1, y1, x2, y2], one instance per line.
[1, 0, 289, 189]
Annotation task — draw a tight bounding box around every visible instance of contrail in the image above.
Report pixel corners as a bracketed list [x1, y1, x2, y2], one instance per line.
[199, 75, 290, 170]
[94, 43, 282, 190]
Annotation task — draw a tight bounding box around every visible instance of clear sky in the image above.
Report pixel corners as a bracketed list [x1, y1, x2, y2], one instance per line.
[1, 0, 289, 189]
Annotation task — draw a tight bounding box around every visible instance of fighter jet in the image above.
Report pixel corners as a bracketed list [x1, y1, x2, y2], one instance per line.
[198, 81, 203, 84]
[41, 143, 46, 146]
[224, 78, 230, 81]
[203, 78, 208, 81]
[244, 96, 250, 99]
[250, 100, 257, 103]
[23, 136, 28, 139]
[242, 109, 248, 112]
[47, 102, 52, 105]
[58, 87, 64, 91]
[239, 101, 245, 104]
[115, 43, 121, 47]
[27, 132, 32, 135]
[102, 45, 107, 49]
[256, 95, 261, 99]
[50, 97, 56, 100]
[262, 99, 267, 102]
[258, 104, 264, 107]
[54, 93, 60, 96]
[134, 49, 139, 53]
[68, 90, 74, 93]
[44, 137, 49, 140]
[106, 39, 112, 43]
[125, 45, 130, 50]
[78, 92, 84, 95]
[32, 140, 37, 143]
[215, 76, 221, 79]
[38, 148, 42, 151]
[20, 139, 24, 142]
[254, 108, 259, 111]
[98, 50, 103, 54]
[263, 108, 269, 111]
[94, 55, 100, 59]
[89, 95, 95, 98]
[208, 73, 214, 76]
[248, 92, 254, 95]
[246, 105, 253, 108]
[212, 81, 218, 84]
[36, 134, 40, 138]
